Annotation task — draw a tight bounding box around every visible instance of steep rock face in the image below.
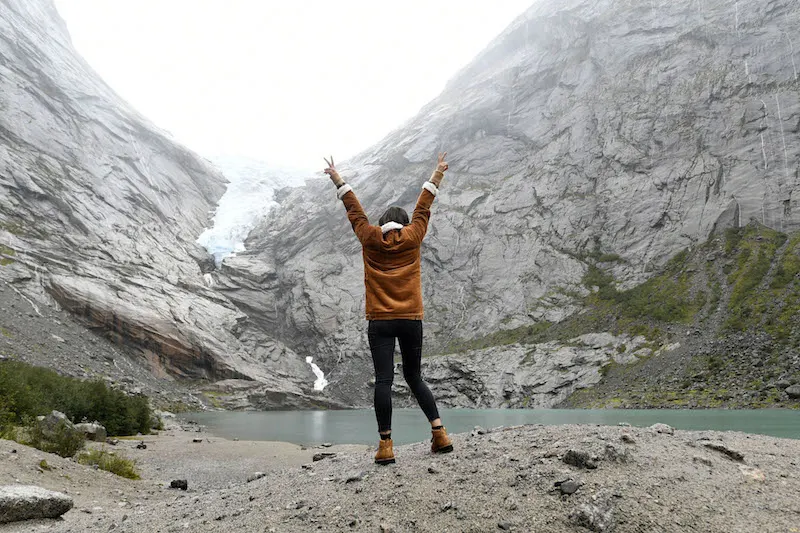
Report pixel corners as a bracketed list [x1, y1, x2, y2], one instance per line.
[221, 0, 800, 405]
[391, 333, 647, 409]
[0, 0, 325, 405]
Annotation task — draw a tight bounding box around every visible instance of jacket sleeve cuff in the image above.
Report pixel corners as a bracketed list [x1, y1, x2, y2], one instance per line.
[422, 181, 439, 197]
[336, 184, 353, 200]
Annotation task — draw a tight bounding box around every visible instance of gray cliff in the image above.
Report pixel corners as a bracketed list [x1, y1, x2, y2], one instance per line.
[219, 0, 800, 406]
[0, 0, 333, 407]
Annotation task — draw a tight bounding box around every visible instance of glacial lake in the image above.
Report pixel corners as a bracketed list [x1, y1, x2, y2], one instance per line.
[182, 408, 800, 446]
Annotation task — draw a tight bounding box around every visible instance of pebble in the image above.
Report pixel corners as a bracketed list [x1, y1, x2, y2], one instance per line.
[739, 465, 766, 482]
[692, 456, 713, 467]
[557, 480, 581, 495]
[345, 471, 366, 484]
[498, 521, 512, 530]
[702, 442, 744, 463]
[428, 464, 440, 474]
[170, 480, 188, 491]
[649, 423, 675, 435]
[562, 450, 599, 469]
[246, 472, 266, 483]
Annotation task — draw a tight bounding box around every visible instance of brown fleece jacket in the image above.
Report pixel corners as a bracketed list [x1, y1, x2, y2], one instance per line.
[337, 174, 442, 320]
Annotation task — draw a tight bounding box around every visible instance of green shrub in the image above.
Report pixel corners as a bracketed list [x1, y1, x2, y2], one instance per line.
[77, 449, 140, 480]
[0, 404, 16, 439]
[583, 265, 616, 299]
[707, 355, 724, 371]
[0, 360, 152, 436]
[22, 419, 85, 458]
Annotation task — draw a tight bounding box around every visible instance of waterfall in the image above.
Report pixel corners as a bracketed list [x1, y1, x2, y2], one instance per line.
[305, 357, 329, 391]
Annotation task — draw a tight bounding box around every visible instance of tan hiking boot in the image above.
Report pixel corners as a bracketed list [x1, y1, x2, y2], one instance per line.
[431, 427, 453, 454]
[375, 438, 396, 465]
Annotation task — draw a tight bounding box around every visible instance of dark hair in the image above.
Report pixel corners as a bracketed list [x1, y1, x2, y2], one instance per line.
[379, 206, 409, 226]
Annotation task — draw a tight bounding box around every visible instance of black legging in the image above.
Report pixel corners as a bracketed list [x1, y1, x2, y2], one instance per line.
[368, 319, 440, 433]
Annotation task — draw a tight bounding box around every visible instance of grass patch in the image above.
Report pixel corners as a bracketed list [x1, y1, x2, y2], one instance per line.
[0, 244, 15, 266]
[0, 360, 152, 436]
[77, 448, 140, 479]
[202, 391, 225, 409]
[724, 226, 799, 337]
[770, 232, 800, 290]
[437, 321, 555, 355]
[0, 221, 25, 236]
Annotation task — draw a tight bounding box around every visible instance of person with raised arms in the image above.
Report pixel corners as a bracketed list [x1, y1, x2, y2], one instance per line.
[324, 153, 453, 465]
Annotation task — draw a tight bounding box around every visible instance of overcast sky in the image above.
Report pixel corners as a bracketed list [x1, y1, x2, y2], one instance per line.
[54, 1, 533, 171]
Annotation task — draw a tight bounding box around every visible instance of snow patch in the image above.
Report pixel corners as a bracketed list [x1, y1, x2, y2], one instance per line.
[197, 155, 307, 264]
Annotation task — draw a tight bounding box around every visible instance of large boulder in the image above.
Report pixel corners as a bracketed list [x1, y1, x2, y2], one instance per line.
[74, 422, 107, 442]
[0, 485, 73, 524]
[786, 385, 800, 400]
[37, 411, 74, 433]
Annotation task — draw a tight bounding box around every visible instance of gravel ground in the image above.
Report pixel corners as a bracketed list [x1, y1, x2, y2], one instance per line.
[3, 423, 799, 532]
[111, 424, 365, 490]
[0, 422, 361, 532]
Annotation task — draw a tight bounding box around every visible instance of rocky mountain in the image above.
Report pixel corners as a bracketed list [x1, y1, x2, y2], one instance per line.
[219, 0, 800, 407]
[2, 0, 798, 411]
[0, 0, 335, 409]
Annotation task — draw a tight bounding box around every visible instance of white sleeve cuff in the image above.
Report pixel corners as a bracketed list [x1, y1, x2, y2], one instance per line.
[336, 184, 353, 200]
[422, 182, 439, 196]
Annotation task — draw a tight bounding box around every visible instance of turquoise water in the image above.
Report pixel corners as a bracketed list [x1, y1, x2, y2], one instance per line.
[182, 408, 800, 446]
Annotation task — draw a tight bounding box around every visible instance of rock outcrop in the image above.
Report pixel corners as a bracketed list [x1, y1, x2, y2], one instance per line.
[0, 0, 327, 406]
[220, 0, 800, 405]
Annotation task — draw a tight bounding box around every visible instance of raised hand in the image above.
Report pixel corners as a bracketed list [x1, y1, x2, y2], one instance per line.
[436, 152, 448, 173]
[428, 152, 448, 188]
[323, 156, 345, 187]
